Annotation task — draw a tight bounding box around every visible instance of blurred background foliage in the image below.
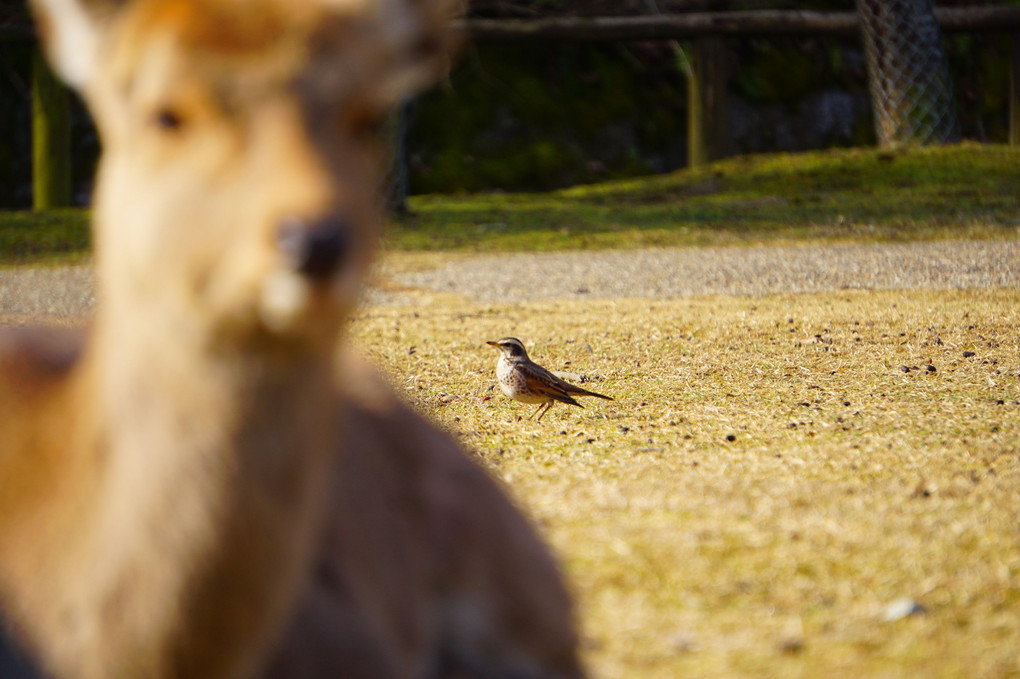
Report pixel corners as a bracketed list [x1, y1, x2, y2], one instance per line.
[0, 0, 1016, 203]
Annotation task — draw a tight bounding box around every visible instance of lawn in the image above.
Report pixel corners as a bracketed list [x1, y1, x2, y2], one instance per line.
[2, 143, 1018, 265]
[349, 288, 1020, 679]
[397, 143, 1020, 251]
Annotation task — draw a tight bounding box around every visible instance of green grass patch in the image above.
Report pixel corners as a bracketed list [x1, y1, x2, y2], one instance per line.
[394, 143, 1020, 251]
[350, 287, 1020, 679]
[2, 143, 1019, 265]
[0, 208, 91, 265]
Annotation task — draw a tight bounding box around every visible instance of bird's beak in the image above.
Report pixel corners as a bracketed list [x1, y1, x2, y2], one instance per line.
[486, 341, 499, 347]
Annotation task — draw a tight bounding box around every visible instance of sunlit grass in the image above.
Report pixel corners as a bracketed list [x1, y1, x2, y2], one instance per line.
[350, 287, 1020, 679]
[395, 143, 1020, 251]
[5, 144, 1017, 265]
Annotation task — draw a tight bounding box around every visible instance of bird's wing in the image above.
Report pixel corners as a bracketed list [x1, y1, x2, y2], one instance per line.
[519, 363, 583, 407]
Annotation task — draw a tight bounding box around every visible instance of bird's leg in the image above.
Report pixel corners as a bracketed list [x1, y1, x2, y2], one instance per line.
[528, 403, 545, 421]
[536, 402, 553, 422]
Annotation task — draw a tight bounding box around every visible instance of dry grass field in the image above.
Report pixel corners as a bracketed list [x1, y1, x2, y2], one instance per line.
[350, 285, 1020, 679]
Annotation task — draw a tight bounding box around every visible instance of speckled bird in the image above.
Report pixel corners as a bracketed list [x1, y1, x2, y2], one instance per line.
[486, 337, 613, 421]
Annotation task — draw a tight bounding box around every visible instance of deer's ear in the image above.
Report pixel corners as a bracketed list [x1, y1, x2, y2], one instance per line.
[364, 0, 464, 107]
[29, 0, 122, 91]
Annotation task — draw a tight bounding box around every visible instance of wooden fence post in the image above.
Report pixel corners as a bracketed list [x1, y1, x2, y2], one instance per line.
[32, 46, 71, 209]
[1011, 34, 1020, 146]
[686, 36, 728, 168]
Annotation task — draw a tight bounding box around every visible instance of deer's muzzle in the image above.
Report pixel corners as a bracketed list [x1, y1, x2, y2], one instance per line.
[276, 214, 351, 281]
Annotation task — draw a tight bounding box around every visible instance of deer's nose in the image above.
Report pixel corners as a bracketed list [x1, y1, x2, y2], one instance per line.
[276, 214, 350, 281]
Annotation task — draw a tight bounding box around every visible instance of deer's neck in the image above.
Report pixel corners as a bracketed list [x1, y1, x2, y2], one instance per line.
[5, 299, 340, 679]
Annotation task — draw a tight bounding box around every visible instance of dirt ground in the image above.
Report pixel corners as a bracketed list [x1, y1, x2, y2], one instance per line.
[6, 240, 1020, 319]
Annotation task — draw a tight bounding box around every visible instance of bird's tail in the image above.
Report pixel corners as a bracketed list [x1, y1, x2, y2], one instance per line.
[567, 384, 613, 401]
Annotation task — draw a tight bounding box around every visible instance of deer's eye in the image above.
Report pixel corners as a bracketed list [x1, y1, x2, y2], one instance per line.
[346, 107, 388, 140]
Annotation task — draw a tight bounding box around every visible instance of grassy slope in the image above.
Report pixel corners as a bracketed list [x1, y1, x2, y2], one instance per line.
[350, 288, 1020, 679]
[397, 143, 1020, 251]
[2, 143, 1017, 264]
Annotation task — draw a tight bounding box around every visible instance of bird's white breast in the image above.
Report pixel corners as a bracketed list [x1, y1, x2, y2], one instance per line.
[495, 356, 517, 396]
[496, 357, 547, 403]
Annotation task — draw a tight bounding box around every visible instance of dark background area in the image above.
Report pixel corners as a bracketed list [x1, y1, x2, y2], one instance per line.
[0, 0, 1015, 205]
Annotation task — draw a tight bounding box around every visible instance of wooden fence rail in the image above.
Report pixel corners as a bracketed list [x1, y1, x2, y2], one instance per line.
[4, 7, 1020, 42]
[458, 7, 1020, 41]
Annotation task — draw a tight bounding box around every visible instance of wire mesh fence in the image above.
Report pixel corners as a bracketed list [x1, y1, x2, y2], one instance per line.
[856, 0, 961, 146]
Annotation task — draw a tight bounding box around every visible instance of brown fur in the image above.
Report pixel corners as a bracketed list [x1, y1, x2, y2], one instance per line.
[1, 1, 585, 677]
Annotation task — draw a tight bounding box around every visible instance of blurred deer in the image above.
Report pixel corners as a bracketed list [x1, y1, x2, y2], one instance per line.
[0, 1, 585, 677]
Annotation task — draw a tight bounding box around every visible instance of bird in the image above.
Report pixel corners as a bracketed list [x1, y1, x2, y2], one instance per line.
[486, 337, 613, 421]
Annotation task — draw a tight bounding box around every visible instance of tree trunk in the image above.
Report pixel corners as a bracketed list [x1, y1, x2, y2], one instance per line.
[856, 0, 960, 147]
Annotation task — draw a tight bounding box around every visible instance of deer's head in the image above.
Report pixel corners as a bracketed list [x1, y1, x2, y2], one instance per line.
[32, 0, 460, 350]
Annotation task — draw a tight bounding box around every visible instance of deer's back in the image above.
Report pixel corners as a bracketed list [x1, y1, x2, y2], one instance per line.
[265, 353, 584, 679]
